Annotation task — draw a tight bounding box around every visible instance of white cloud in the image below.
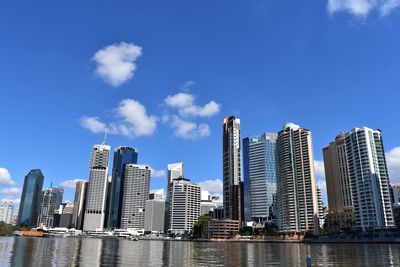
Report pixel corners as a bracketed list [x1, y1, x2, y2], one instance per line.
[386, 147, 400, 184]
[93, 42, 142, 87]
[80, 116, 107, 134]
[0, 168, 15, 186]
[60, 179, 87, 189]
[164, 92, 221, 118]
[150, 168, 166, 178]
[314, 160, 326, 178]
[0, 187, 21, 195]
[1, 198, 20, 205]
[198, 179, 223, 195]
[80, 99, 158, 138]
[314, 160, 328, 204]
[171, 115, 210, 140]
[327, 0, 400, 17]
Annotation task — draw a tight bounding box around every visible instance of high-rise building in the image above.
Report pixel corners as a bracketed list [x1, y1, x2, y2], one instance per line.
[393, 184, 400, 205]
[72, 181, 88, 230]
[317, 187, 325, 228]
[345, 127, 394, 230]
[37, 186, 64, 228]
[107, 146, 138, 229]
[83, 144, 111, 231]
[145, 189, 165, 233]
[243, 132, 277, 223]
[0, 201, 14, 224]
[169, 177, 201, 235]
[276, 123, 319, 235]
[18, 169, 44, 227]
[120, 164, 150, 230]
[165, 163, 184, 231]
[59, 201, 74, 228]
[223, 116, 243, 221]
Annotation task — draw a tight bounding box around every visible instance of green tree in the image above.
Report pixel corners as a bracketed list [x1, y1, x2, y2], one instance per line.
[192, 215, 211, 239]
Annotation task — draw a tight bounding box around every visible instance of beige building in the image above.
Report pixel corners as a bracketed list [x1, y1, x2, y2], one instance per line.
[202, 219, 240, 239]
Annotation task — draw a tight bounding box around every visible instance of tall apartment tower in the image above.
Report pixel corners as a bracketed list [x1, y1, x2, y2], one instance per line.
[164, 163, 184, 231]
[37, 186, 64, 228]
[18, 169, 44, 227]
[323, 133, 353, 213]
[0, 201, 14, 224]
[169, 177, 201, 235]
[83, 144, 111, 231]
[120, 164, 151, 230]
[345, 127, 394, 230]
[243, 132, 278, 223]
[72, 181, 88, 230]
[223, 116, 243, 221]
[276, 123, 319, 235]
[107, 146, 138, 229]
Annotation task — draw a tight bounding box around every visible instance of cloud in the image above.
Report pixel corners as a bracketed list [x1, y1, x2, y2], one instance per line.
[170, 115, 210, 140]
[198, 179, 223, 195]
[314, 160, 326, 178]
[80, 99, 157, 138]
[164, 92, 221, 118]
[0, 168, 15, 186]
[1, 198, 20, 205]
[80, 116, 107, 134]
[327, 0, 400, 17]
[386, 147, 400, 184]
[150, 168, 166, 178]
[60, 179, 87, 189]
[93, 42, 142, 87]
[314, 160, 328, 204]
[0, 187, 21, 195]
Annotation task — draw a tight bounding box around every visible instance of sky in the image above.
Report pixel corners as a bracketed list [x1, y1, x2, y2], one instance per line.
[1, 0, 400, 210]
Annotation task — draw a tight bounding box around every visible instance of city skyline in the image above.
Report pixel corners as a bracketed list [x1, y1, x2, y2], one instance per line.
[2, 1, 400, 212]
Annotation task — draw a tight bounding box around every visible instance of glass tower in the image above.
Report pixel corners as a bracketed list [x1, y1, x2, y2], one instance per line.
[18, 169, 44, 227]
[107, 146, 138, 229]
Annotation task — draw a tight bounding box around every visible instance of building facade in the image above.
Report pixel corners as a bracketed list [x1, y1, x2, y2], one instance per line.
[107, 146, 138, 229]
[202, 219, 240, 239]
[72, 181, 88, 230]
[83, 144, 110, 231]
[120, 164, 150, 230]
[276, 123, 319, 235]
[243, 132, 277, 223]
[223, 116, 243, 221]
[165, 163, 184, 231]
[18, 169, 44, 227]
[169, 177, 201, 235]
[345, 127, 394, 231]
[144, 191, 165, 233]
[0, 201, 14, 224]
[37, 187, 64, 228]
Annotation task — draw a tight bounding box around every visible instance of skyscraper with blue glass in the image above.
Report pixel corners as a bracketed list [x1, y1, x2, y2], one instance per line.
[18, 169, 44, 227]
[243, 133, 277, 223]
[107, 146, 138, 229]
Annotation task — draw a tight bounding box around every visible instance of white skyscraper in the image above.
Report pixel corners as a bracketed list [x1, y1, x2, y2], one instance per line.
[120, 164, 150, 230]
[0, 201, 14, 224]
[345, 127, 394, 231]
[83, 144, 111, 231]
[165, 163, 184, 231]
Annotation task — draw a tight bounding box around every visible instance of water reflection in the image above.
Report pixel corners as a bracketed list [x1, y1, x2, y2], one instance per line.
[2, 237, 400, 266]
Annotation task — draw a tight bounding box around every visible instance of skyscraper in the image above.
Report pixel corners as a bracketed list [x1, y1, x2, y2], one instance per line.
[165, 163, 184, 231]
[120, 164, 150, 230]
[345, 127, 394, 230]
[276, 123, 319, 235]
[72, 181, 88, 230]
[0, 201, 13, 224]
[243, 132, 277, 223]
[107, 146, 138, 229]
[223, 116, 243, 221]
[83, 144, 111, 231]
[145, 189, 165, 233]
[18, 169, 44, 227]
[37, 186, 64, 228]
[169, 177, 201, 235]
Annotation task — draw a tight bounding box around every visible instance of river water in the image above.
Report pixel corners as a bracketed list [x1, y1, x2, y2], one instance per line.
[0, 237, 399, 266]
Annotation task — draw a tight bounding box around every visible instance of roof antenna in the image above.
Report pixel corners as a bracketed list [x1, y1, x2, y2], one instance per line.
[50, 180, 53, 188]
[102, 128, 108, 145]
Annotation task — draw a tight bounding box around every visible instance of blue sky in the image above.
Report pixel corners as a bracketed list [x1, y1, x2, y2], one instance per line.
[1, 1, 400, 208]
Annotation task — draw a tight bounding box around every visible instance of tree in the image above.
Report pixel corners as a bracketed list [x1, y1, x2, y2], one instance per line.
[192, 215, 211, 239]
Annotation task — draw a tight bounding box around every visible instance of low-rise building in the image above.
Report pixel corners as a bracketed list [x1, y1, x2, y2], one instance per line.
[325, 209, 355, 233]
[202, 219, 240, 239]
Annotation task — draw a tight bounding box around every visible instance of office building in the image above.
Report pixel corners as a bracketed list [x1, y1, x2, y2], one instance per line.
[107, 146, 138, 229]
[223, 116, 243, 221]
[202, 219, 240, 239]
[59, 202, 74, 228]
[18, 169, 44, 227]
[120, 164, 150, 230]
[345, 127, 394, 230]
[0, 201, 13, 224]
[169, 177, 201, 235]
[392, 184, 400, 205]
[145, 190, 165, 233]
[83, 144, 111, 231]
[276, 123, 319, 235]
[37, 186, 64, 228]
[200, 191, 222, 216]
[317, 187, 325, 228]
[165, 163, 184, 231]
[243, 132, 277, 223]
[72, 181, 88, 230]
